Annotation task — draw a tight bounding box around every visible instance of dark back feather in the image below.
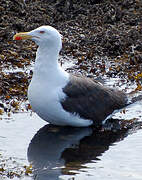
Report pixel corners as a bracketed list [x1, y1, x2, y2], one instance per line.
[61, 75, 127, 126]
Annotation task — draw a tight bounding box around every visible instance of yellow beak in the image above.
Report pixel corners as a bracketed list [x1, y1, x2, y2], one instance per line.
[13, 32, 32, 40]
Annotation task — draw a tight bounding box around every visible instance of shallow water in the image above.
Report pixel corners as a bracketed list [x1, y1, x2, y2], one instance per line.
[0, 103, 142, 180]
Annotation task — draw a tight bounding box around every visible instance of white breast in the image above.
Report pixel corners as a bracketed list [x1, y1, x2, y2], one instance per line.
[28, 68, 93, 127]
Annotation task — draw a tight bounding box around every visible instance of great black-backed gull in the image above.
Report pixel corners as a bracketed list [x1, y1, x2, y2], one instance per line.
[13, 26, 128, 127]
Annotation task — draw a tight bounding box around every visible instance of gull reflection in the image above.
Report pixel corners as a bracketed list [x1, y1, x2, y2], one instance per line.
[27, 123, 129, 180]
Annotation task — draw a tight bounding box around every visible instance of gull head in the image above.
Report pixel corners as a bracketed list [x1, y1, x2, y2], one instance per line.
[13, 25, 62, 51]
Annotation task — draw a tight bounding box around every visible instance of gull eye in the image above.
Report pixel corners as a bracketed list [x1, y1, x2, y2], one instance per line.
[39, 31, 45, 34]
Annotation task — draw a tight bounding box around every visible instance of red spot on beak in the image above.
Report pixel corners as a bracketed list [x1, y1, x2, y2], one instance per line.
[15, 36, 22, 40]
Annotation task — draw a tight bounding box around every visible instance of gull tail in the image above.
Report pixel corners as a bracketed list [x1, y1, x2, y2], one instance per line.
[127, 94, 142, 105]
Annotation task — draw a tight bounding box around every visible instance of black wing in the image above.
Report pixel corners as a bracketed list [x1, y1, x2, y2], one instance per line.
[61, 75, 127, 126]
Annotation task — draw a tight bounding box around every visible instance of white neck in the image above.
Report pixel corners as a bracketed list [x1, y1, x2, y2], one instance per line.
[32, 44, 69, 86]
